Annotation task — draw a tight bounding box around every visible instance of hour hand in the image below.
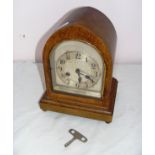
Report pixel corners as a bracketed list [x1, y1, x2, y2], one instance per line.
[78, 76, 82, 83]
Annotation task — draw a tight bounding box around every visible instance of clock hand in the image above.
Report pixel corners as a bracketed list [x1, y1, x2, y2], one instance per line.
[78, 76, 82, 83]
[75, 68, 87, 76]
[85, 75, 94, 83]
[75, 68, 82, 83]
[76, 68, 94, 83]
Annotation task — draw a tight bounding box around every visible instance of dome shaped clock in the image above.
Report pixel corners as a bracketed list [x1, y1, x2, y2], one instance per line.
[39, 7, 118, 123]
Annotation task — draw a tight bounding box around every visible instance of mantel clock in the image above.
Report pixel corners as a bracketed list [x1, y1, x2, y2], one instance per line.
[39, 7, 118, 123]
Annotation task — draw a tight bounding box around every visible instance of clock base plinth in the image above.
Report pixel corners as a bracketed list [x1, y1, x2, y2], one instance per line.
[39, 78, 118, 122]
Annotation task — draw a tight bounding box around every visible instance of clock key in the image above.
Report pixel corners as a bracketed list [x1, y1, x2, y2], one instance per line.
[64, 129, 88, 147]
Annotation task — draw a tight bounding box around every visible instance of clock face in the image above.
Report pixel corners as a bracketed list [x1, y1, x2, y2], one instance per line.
[50, 40, 105, 98]
[56, 51, 100, 89]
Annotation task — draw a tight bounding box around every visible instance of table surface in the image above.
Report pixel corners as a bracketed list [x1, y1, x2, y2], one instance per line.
[14, 62, 142, 155]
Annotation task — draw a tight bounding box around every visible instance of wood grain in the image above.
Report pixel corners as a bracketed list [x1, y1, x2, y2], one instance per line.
[39, 7, 118, 122]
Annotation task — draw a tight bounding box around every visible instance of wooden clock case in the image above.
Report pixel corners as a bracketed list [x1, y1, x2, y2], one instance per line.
[39, 7, 118, 123]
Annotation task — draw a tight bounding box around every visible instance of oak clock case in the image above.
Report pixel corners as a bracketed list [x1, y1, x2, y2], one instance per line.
[39, 7, 118, 123]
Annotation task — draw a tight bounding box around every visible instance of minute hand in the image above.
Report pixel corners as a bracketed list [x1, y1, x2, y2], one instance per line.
[79, 70, 94, 83]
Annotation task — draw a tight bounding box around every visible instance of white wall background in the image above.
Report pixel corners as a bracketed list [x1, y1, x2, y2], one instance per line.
[13, 0, 142, 63]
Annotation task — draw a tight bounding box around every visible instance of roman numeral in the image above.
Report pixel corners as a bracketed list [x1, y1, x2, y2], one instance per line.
[66, 52, 70, 60]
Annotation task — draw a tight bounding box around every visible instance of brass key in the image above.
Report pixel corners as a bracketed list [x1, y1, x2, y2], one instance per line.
[64, 129, 88, 147]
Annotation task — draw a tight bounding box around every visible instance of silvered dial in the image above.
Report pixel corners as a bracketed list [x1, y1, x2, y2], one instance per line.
[56, 51, 101, 89]
[50, 40, 104, 98]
